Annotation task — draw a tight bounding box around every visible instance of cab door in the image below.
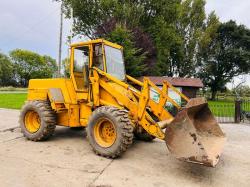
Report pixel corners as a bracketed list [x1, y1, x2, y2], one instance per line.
[71, 45, 90, 100]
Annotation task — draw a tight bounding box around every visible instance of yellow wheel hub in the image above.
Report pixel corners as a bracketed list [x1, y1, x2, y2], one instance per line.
[24, 111, 41, 133]
[94, 118, 117, 147]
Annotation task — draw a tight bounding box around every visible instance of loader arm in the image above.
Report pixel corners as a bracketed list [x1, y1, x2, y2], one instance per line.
[90, 67, 190, 140]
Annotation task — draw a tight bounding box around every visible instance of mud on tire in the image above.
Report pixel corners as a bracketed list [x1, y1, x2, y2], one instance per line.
[86, 106, 134, 158]
[19, 100, 56, 141]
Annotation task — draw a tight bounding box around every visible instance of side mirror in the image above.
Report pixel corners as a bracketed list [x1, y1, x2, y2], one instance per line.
[83, 64, 89, 87]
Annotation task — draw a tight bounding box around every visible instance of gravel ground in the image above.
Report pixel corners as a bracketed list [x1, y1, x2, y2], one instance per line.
[0, 109, 249, 187]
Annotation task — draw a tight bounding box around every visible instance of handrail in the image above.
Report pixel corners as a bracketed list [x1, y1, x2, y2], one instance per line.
[93, 67, 188, 111]
[92, 67, 142, 96]
[92, 67, 129, 89]
[146, 78, 181, 109]
[163, 81, 190, 102]
[127, 75, 189, 103]
[126, 75, 143, 87]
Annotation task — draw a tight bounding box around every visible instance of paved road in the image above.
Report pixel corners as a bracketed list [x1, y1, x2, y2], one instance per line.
[0, 109, 250, 187]
[0, 109, 20, 132]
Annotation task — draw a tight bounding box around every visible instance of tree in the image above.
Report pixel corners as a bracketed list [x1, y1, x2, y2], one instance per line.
[60, 0, 211, 77]
[62, 58, 70, 77]
[232, 85, 250, 96]
[106, 26, 146, 77]
[59, 0, 181, 76]
[61, 0, 145, 38]
[175, 0, 206, 77]
[153, 0, 207, 77]
[10, 49, 57, 87]
[0, 52, 15, 86]
[198, 20, 250, 100]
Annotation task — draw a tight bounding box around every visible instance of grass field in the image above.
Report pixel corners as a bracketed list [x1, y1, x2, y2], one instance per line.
[208, 100, 235, 117]
[0, 93, 27, 109]
[208, 100, 250, 117]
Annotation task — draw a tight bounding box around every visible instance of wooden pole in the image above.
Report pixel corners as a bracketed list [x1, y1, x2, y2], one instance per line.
[235, 100, 241, 123]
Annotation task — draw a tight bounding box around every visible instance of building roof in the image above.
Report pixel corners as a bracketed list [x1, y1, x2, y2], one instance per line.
[137, 76, 204, 88]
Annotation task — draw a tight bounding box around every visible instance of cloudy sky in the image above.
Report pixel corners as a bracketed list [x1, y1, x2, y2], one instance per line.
[0, 0, 249, 86]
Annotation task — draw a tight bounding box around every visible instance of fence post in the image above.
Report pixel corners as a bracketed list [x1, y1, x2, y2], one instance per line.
[234, 100, 241, 123]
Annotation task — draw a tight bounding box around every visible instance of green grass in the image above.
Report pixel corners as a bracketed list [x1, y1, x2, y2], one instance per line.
[0, 93, 27, 109]
[208, 100, 235, 117]
[241, 101, 250, 112]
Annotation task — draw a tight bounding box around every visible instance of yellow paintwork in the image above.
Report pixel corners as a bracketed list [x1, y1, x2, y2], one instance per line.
[24, 111, 40, 133]
[94, 118, 117, 147]
[26, 38, 189, 140]
[71, 39, 122, 50]
[28, 79, 77, 104]
[79, 103, 92, 126]
[56, 110, 69, 127]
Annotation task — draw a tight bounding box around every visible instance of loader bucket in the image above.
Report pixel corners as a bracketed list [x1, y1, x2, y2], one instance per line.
[165, 98, 226, 167]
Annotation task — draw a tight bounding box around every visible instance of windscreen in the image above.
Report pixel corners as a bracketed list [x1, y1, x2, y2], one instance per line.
[104, 45, 126, 80]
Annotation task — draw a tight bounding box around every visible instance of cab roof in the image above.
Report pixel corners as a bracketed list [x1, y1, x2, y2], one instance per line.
[70, 39, 123, 49]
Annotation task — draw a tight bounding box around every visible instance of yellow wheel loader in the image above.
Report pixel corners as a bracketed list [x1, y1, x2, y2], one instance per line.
[19, 39, 226, 167]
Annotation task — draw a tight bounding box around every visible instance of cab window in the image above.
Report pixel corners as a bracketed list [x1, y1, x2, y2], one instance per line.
[104, 45, 125, 80]
[93, 44, 104, 70]
[72, 46, 89, 91]
[73, 47, 89, 72]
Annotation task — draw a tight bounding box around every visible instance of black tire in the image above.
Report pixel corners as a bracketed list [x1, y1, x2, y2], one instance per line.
[19, 100, 56, 141]
[86, 106, 134, 158]
[134, 127, 155, 142]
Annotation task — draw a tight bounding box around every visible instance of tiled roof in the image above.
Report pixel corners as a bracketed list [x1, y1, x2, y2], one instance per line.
[137, 76, 204, 88]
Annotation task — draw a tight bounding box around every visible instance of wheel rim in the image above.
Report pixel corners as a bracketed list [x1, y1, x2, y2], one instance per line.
[93, 118, 117, 148]
[24, 111, 41, 133]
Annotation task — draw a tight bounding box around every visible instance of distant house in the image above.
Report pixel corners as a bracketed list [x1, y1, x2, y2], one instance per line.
[136, 76, 204, 104]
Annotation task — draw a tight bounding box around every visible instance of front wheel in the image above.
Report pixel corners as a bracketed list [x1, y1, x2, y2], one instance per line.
[86, 106, 134, 158]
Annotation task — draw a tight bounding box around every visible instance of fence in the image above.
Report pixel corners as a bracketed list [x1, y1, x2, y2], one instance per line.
[241, 100, 250, 123]
[207, 99, 250, 123]
[208, 101, 235, 123]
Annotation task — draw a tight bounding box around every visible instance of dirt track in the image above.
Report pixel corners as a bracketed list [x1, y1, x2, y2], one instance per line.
[0, 109, 250, 187]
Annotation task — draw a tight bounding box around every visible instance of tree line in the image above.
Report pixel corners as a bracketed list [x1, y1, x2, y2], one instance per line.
[60, 0, 250, 100]
[0, 49, 57, 87]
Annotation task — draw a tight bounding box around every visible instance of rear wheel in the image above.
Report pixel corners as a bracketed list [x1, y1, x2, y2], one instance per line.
[86, 106, 134, 158]
[19, 100, 56, 141]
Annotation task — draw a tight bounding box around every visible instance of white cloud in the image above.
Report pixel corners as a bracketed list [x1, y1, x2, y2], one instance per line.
[0, 0, 71, 60]
[206, 0, 250, 27]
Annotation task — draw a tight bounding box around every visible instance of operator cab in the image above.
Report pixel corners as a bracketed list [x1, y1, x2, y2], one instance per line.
[70, 39, 126, 91]
[92, 41, 126, 80]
